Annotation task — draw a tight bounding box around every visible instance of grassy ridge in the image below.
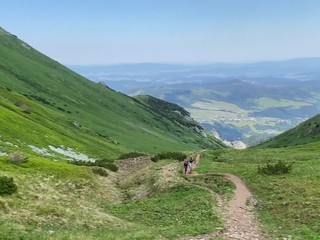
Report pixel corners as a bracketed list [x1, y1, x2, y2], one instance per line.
[197, 147, 320, 240]
[258, 114, 320, 148]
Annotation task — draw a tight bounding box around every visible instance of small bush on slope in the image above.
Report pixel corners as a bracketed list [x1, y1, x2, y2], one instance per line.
[151, 151, 187, 162]
[118, 151, 147, 159]
[0, 176, 17, 195]
[71, 159, 119, 172]
[258, 160, 293, 175]
[8, 151, 28, 164]
[92, 167, 109, 177]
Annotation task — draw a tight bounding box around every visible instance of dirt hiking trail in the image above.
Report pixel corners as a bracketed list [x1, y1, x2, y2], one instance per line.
[181, 154, 267, 240]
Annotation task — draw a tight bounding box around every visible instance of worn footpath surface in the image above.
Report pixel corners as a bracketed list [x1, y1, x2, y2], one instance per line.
[181, 154, 267, 240]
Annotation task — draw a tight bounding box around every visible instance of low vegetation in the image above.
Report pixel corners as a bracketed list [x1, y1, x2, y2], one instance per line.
[0, 175, 17, 195]
[8, 151, 28, 164]
[106, 185, 222, 239]
[92, 167, 109, 177]
[183, 174, 235, 195]
[258, 160, 293, 175]
[151, 151, 187, 162]
[71, 159, 119, 172]
[118, 151, 147, 159]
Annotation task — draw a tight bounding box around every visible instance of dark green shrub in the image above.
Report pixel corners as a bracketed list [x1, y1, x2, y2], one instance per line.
[106, 163, 118, 172]
[92, 167, 108, 177]
[118, 152, 147, 159]
[71, 160, 92, 166]
[95, 160, 119, 172]
[151, 152, 187, 162]
[209, 150, 226, 162]
[70, 159, 118, 172]
[258, 160, 293, 175]
[0, 176, 17, 195]
[15, 101, 32, 114]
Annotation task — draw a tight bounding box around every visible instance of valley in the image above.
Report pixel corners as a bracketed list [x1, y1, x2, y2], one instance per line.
[71, 61, 320, 145]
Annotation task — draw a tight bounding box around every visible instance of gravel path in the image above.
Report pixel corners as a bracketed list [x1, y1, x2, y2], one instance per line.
[220, 173, 267, 240]
[181, 154, 267, 240]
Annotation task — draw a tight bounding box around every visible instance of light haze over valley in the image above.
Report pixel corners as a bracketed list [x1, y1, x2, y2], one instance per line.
[3, 0, 318, 146]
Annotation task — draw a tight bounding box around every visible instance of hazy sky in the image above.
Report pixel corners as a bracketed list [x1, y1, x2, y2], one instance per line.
[1, 0, 320, 65]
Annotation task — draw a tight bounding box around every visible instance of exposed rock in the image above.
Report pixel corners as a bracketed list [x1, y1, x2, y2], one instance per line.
[210, 129, 247, 149]
[223, 140, 247, 149]
[48, 146, 96, 162]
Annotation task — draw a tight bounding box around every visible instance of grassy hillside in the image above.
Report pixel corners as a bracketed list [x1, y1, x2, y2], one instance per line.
[0, 86, 127, 160]
[0, 27, 222, 156]
[258, 114, 320, 148]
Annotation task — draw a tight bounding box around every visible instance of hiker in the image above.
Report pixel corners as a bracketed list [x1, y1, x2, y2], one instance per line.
[188, 157, 194, 174]
[183, 159, 188, 174]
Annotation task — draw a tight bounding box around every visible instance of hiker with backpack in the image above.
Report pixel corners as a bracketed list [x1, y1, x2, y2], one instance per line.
[188, 157, 194, 174]
[183, 159, 189, 174]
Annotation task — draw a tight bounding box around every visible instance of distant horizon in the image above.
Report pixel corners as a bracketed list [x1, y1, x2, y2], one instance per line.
[2, 0, 320, 65]
[66, 56, 320, 67]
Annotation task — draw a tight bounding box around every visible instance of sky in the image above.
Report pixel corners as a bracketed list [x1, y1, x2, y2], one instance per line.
[1, 0, 320, 65]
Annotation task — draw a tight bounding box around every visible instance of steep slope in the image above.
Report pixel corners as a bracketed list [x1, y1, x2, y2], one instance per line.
[0, 86, 128, 159]
[0, 27, 222, 155]
[257, 114, 320, 148]
[134, 95, 226, 149]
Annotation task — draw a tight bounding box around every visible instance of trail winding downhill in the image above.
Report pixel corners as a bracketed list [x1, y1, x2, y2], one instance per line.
[181, 154, 267, 240]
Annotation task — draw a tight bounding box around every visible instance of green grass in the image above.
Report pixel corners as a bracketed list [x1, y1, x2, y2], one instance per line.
[182, 174, 235, 196]
[196, 147, 320, 240]
[0, 156, 91, 179]
[106, 185, 222, 239]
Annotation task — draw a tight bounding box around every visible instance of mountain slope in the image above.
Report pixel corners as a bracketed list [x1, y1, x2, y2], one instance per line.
[134, 95, 225, 148]
[257, 114, 320, 148]
[0, 27, 222, 156]
[0, 86, 128, 159]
